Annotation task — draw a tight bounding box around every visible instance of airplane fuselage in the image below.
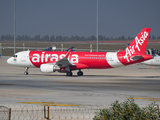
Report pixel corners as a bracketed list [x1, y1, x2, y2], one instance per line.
[7, 50, 152, 69]
[7, 51, 123, 69]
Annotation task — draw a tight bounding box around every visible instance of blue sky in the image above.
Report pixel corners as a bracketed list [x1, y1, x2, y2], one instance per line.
[0, 0, 160, 38]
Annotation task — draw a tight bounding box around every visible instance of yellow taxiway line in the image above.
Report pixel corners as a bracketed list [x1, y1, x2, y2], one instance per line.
[133, 98, 160, 101]
[19, 102, 81, 106]
[125, 97, 160, 102]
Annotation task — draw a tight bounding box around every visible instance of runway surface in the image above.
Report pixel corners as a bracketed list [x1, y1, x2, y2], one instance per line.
[0, 56, 160, 106]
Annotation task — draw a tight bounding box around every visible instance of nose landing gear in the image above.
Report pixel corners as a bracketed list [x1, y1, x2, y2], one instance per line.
[24, 67, 29, 75]
[66, 71, 73, 76]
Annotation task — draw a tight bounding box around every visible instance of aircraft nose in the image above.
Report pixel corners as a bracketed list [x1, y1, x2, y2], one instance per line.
[7, 57, 12, 64]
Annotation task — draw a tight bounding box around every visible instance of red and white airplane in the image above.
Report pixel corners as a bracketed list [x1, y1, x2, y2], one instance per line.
[7, 28, 152, 76]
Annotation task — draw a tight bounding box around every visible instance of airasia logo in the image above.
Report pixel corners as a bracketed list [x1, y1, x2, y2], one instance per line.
[124, 31, 149, 62]
[30, 52, 79, 64]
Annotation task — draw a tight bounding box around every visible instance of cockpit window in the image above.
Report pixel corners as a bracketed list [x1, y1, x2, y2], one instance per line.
[13, 55, 17, 57]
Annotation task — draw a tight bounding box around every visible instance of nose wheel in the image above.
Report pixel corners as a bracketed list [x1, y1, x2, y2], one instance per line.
[66, 71, 73, 76]
[24, 67, 29, 75]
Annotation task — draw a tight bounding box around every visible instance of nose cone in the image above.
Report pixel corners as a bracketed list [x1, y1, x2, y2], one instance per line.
[7, 57, 13, 65]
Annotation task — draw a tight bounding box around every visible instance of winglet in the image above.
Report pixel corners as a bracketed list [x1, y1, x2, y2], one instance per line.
[65, 47, 74, 58]
[117, 49, 121, 53]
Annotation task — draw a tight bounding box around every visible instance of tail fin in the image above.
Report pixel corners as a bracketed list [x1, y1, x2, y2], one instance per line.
[121, 28, 151, 62]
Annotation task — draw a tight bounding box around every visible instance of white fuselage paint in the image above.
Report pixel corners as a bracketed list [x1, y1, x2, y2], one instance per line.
[7, 51, 34, 67]
[106, 52, 124, 67]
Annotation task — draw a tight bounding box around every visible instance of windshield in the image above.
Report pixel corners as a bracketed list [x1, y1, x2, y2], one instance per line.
[13, 55, 17, 57]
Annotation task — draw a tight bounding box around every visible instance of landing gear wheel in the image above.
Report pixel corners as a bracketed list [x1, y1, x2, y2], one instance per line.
[77, 70, 83, 76]
[24, 71, 28, 75]
[24, 67, 29, 75]
[66, 71, 73, 76]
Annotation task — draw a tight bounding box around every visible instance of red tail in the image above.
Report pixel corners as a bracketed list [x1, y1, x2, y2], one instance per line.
[120, 28, 151, 62]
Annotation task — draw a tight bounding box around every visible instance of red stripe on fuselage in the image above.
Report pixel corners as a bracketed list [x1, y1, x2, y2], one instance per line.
[29, 51, 113, 69]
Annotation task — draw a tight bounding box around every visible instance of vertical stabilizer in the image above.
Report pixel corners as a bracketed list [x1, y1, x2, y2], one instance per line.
[121, 28, 151, 62]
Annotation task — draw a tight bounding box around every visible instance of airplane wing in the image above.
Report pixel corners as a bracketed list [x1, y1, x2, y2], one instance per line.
[56, 47, 75, 68]
[56, 57, 74, 67]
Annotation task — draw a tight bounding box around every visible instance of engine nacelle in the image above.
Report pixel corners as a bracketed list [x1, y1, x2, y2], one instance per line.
[40, 64, 60, 73]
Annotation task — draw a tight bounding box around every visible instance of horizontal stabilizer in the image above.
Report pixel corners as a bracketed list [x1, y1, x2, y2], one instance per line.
[130, 55, 143, 61]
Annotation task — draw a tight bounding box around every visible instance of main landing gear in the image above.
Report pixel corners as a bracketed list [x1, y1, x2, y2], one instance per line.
[24, 67, 29, 75]
[77, 70, 83, 76]
[66, 70, 84, 76]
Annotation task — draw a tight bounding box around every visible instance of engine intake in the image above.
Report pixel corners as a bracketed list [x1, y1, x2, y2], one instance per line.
[40, 64, 60, 73]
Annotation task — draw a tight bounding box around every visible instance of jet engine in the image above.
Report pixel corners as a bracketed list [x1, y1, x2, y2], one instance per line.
[146, 48, 160, 56]
[40, 64, 60, 73]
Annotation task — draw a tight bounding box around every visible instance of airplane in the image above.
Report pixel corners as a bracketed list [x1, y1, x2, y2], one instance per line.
[142, 56, 160, 66]
[7, 28, 152, 76]
[142, 48, 160, 66]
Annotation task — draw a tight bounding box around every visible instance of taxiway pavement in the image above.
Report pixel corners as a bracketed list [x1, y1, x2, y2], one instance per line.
[0, 56, 160, 106]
